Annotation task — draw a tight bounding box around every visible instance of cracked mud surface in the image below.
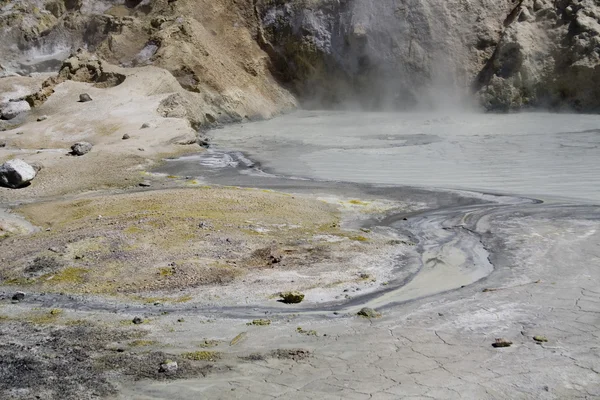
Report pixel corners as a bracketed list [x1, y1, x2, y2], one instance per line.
[117, 202, 600, 399]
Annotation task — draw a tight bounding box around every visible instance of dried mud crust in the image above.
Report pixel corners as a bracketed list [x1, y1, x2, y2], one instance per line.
[0, 320, 223, 400]
[0, 186, 394, 299]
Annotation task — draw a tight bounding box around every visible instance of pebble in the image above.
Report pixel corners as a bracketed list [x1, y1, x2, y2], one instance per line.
[122, 133, 130, 140]
[79, 93, 93, 102]
[132, 316, 143, 324]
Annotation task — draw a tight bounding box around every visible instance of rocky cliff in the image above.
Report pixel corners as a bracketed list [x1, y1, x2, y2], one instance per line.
[2, 0, 600, 116]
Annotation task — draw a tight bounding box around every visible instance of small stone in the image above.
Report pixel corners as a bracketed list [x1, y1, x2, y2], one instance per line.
[37, 115, 48, 122]
[132, 316, 143, 324]
[280, 291, 305, 304]
[177, 318, 185, 323]
[492, 338, 513, 348]
[0, 140, 5, 147]
[70, 141, 93, 156]
[12, 291, 25, 301]
[15, 132, 23, 135]
[139, 181, 152, 187]
[138, 147, 145, 152]
[357, 307, 381, 318]
[122, 133, 130, 140]
[0, 159, 37, 188]
[140, 123, 151, 129]
[159, 360, 178, 373]
[79, 93, 92, 102]
[533, 335, 548, 343]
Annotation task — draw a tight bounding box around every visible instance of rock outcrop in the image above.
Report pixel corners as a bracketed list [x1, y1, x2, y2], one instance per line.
[2, 0, 600, 112]
[476, 0, 600, 111]
[256, 0, 514, 110]
[258, 0, 600, 112]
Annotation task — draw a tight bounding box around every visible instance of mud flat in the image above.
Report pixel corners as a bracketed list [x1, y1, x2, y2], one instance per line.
[1, 104, 599, 399]
[135, 112, 600, 399]
[202, 110, 600, 202]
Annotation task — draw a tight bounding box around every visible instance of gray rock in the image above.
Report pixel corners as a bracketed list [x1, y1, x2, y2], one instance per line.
[139, 181, 152, 187]
[0, 100, 30, 120]
[79, 93, 92, 102]
[0, 159, 37, 188]
[122, 133, 130, 140]
[37, 115, 48, 122]
[132, 317, 143, 324]
[0, 140, 6, 147]
[159, 360, 178, 373]
[71, 141, 93, 156]
[140, 123, 151, 129]
[12, 291, 25, 301]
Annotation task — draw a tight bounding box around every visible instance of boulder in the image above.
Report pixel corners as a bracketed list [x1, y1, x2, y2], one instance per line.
[280, 291, 305, 304]
[71, 141, 93, 156]
[0, 159, 37, 188]
[0, 101, 30, 120]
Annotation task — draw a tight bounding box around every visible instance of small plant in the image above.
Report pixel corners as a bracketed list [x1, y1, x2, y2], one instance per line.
[247, 319, 271, 326]
[181, 351, 221, 361]
[296, 327, 318, 336]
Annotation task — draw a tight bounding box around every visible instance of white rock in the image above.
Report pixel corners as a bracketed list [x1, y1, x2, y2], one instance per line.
[0, 100, 30, 120]
[0, 159, 37, 188]
[159, 360, 178, 373]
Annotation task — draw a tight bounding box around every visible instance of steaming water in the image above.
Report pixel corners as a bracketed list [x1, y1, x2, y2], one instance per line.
[203, 111, 600, 203]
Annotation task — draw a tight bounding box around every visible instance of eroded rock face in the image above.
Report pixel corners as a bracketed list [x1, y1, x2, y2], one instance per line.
[2, 0, 600, 113]
[256, 0, 513, 110]
[477, 0, 600, 111]
[0, 159, 37, 188]
[258, 0, 600, 112]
